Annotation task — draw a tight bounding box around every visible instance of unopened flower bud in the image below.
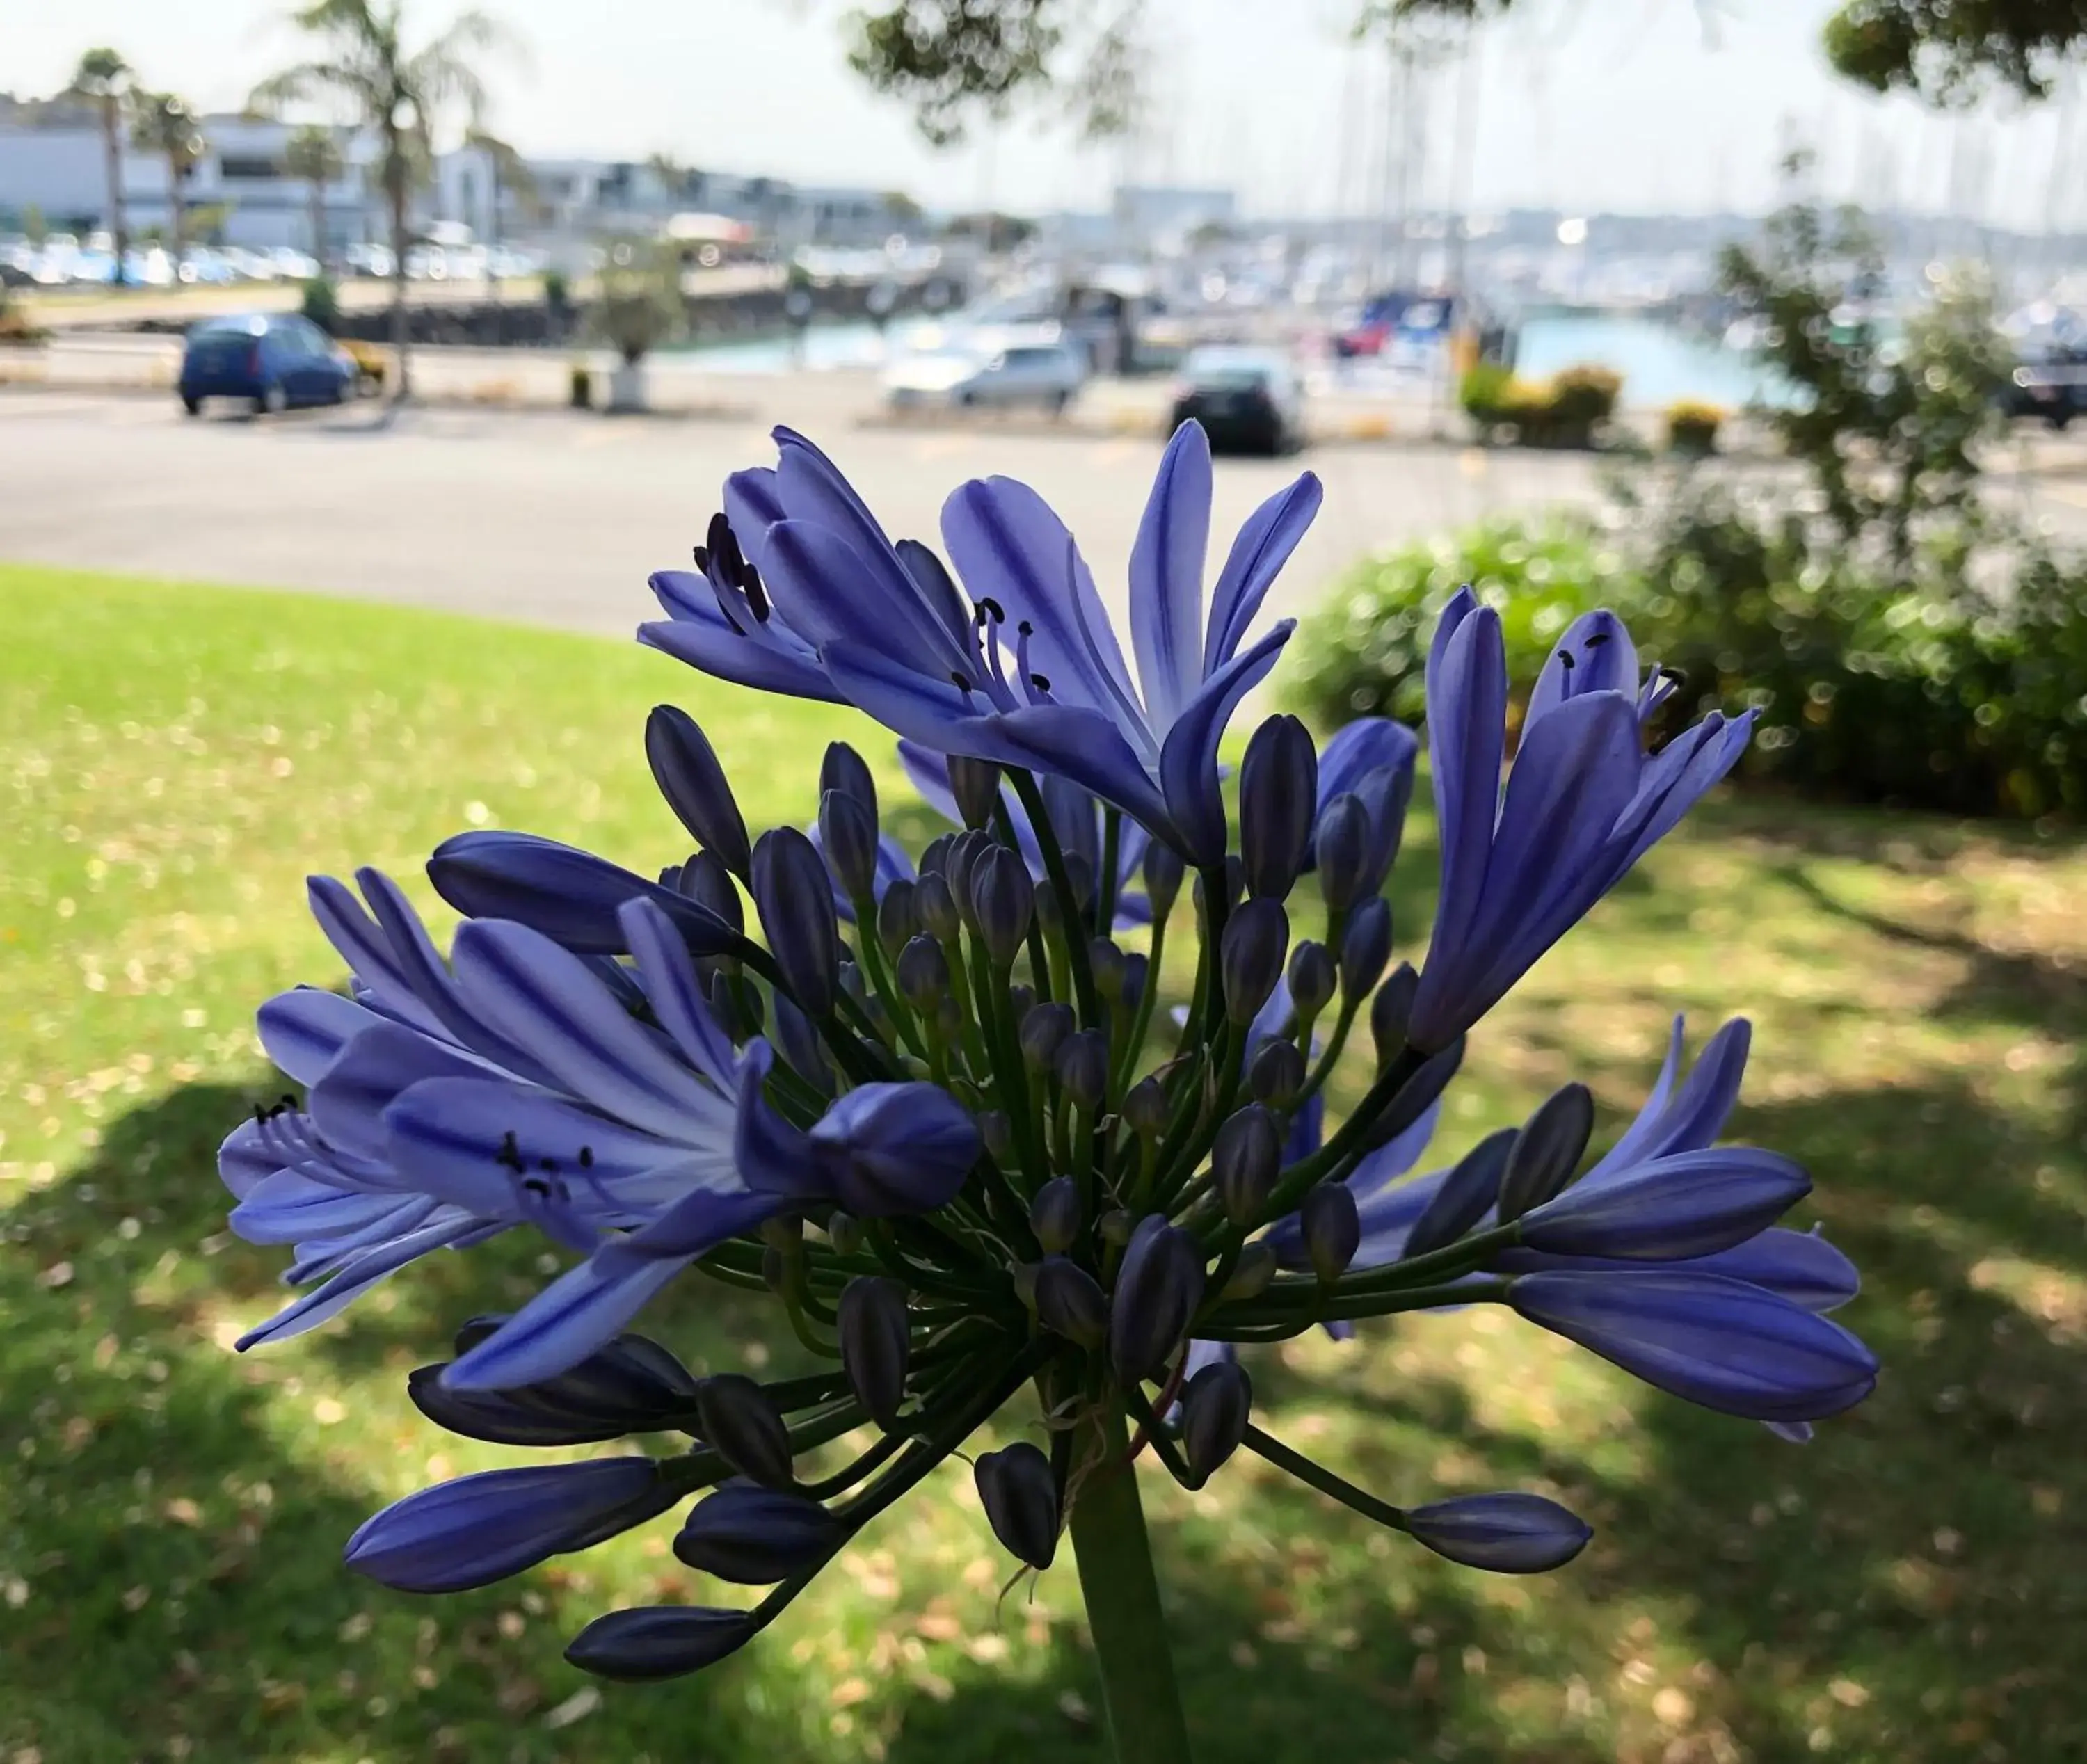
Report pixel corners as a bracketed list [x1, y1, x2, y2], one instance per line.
[943, 831, 991, 929]
[1498, 1082, 1595, 1222]
[1221, 898, 1290, 1027]
[1239, 715, 1318, 900]
[970, 845, 1036, 967]
[646, 705, 751, 879]
[566, 1604, 756, 1681]
[1055, 1029, 1110, 1110]
[974, 1442, 1060, 1570]
[1287, 940, 1336, 1024]
[914, 872, 961, 943]
[947, 755, 1003, 829]
[820, 741, 877, 817]
[1033, 876, 1065, 932]
[1339, 896, 1393, 1002]
[876, 879, 918, 956]
[1121, 1075, 1170, 1137]
[707, 970, 762, 1041]
[1098, 1208, 1135, 1248]
[674, 1482, 847, 1583]
[1060, 851, 1096, 915]
[918, 833, 956, 878]
[826, 1212, 863, 1257]
[1019, 1001, 1075, 1072]
[1032, 1256, 1109, 1348]
[1300, 1182, 1361, 1282]
[1121, 953, 1149, 1014]
[1405, 1492, 1592, 1574]
[691, 1374, 794, 1490]
[771, 993, 831, 1095]
[1313, 792, 1370, 911]
[1029, 1176, 1082, 1254]
[979, 1109, 1013, 1160]
[895, 935, 951, 1011]
[1109, 1217, 1206, 1381]
[410, 1330, 700, 1449]
[1142, 841, 1185, 920]
[1010, 1260, 1041, 1310]
[935, 994, 963, 1044]
[1404, 1126, 1516, 1260]
[678, 849, 744, 935]
[1181, 1360, 1253, 1480]
[1222, 1240, 1279, 1299]
[1089, 937, 1126, 1001]
[1212, 1105, 1281, 1225]
[1370, 963, 1419, 1067]
[752, 828, 840, 1019]
[836, 1276, 911, 1429]
[1247, 1038, 1306, 1107]
[1008, 981, 1037, 1018]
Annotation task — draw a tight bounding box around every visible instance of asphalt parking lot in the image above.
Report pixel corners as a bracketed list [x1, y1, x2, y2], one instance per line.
[0, 390, 1610, 644]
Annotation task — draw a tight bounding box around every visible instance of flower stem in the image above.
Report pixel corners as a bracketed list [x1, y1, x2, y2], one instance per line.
[1069, 1402, 1196, 1764]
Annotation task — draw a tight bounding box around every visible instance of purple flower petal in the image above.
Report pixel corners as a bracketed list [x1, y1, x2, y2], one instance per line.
[1130, 422, 1215, 729]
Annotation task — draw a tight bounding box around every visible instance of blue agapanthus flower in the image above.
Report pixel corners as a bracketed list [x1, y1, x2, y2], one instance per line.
[215, 431, 1873, 1733]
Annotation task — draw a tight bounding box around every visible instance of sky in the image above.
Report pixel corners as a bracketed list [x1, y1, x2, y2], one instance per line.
[5, 0, 2082, 230]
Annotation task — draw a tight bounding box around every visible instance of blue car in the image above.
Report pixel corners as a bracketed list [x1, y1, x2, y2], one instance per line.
[179, 314, 357, 415]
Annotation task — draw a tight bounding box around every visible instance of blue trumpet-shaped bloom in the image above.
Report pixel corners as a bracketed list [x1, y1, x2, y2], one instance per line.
[1409, 598, 1754, 1049]
[642, 423, 1323, 863]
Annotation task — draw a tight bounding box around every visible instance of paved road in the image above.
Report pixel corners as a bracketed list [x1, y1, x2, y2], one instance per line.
[0, 390, 1608, 644]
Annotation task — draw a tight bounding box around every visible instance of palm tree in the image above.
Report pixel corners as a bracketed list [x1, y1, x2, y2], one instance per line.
[250, 1, 522, 401]
[284, 123, 344, 266]
[129, 92, 206, 266]
[67, 49, 132, 286]
[463, 127, 534, 252]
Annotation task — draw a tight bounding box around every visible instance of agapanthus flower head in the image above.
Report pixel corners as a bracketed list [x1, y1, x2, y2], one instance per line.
[218, 445, 1871, 1719]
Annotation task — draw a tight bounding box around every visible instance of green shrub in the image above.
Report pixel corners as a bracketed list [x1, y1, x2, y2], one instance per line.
[1458, 360, 1620, 448]
[1284, 514, 1636, 729]
[1665, 399, 1724, 454]
[300, 275, 340, 334]
[1458, 361, 1517, 424]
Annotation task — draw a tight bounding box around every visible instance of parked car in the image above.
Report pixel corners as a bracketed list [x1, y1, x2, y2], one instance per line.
[884, 325, 1088, 414]
[1169, 346, 1306, 453]
[178, 314, 358, 415]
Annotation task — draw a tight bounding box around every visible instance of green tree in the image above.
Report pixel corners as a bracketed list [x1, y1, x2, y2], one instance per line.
[129, 91, 205, 264]
[284, 122, 344, 264]
[250, 0, 524, 401]
[1824, 0, 2087, 101]
[66, 49, 133, 284]
[467, 127, 535, 248]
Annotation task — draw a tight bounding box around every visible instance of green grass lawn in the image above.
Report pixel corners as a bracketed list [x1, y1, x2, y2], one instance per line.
[5, 562, 2087, 1764]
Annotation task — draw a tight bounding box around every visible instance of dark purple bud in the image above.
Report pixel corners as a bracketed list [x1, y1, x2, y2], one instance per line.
[918, 833, 957, 877]
[1060, 851, 1096, 915]
[1339, 896, 1393, 1003]
[1287, 940, 1336, 1023]
[975, 1442, 1060, 1570]
[1089, 936, 1127, 1000]
[1221, 899, 1290, 1027]
[1370, 963, 1419, 1068]
[1098, 1208, 1134, 1248]
[1181, 1360, 1253, 1479]
[935, 994, 964, 1043]
[771, 993, 832, 1095]
[1009, 980, 1037, 1019]
[1019, 1000, 1075, 1072]
[1406, 1492, 1593, 1574]
[566, 1605, 756, 1682]
[1121, 953, 1149, 1014]
[1247, 1038, 1307, 1107]
[826, 1211, 864, 1256]
[1029, 1176, 1082, 1254]
[942, 830, 992, 929]
[895, 934, 951, 1010]
[410, 1332, 696, 1448]
[876, 879, 918, 956]
[819, 741, 878, 821]
[752, 828, 840, 1019]
[1239, 715, 1318, 900]
[1109, 1217, 1206, 1381]
[1213, 1105, 1281, 1225]
[947, 755, 1004, 829]
[1055, 1029, 1110, 1110]
[836, 1276, 911, 1428]
[345, 1459, 668, 1594]
[1033, 1255, 1109, 1348]
[808, 1080, 979, 1217]
[1039, 773, 1101, 869]
[692, 1374, 795, 1490]
[1353, 762, 1414, 896]
[970, 845, 1036, 966]
[707, 968, 762, 1041]
[1223, 1240, 1278, 1299]
[1122, 1075, 1170, 1137]
[674, 1482, 847, 1583]
[979, 1109, 1013, 1159]
[429, 832, 734, 957]
[1142, 840, 1185, 920]
[1301, 1182, 1361, 1281]
[646, 705, 751, 879]
[1032, 876, 1066, 933]
[1366, 1034, 1464, 1148]
[817, 789, 881, 902]
[914, 871, 961, 942]
[1313, 793, 1371, 912]
[1404, 1126, 1516, 1260]
[1498, 1083, 1595, 1223]
[675, 849, 745, 936]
